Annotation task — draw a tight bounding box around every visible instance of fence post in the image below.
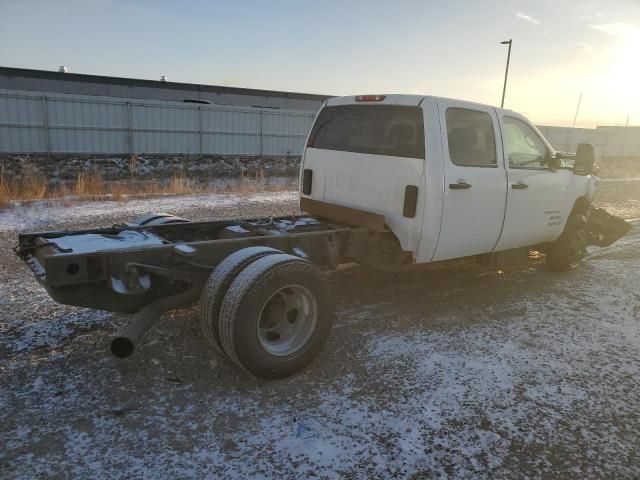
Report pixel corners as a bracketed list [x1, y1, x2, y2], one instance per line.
[601, 129, 608, 161]
[259, 110, 264, 160]
[127, 102, 133, 154]
[41, 96, 51, 156]
[198, 106, 203, 158]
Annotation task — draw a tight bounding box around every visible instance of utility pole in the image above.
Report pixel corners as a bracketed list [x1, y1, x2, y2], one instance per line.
[500, 39, 512, 108]
[567, 92, 583, 150]
[623, 115, 629, 155]
[572, 92, 583, 129]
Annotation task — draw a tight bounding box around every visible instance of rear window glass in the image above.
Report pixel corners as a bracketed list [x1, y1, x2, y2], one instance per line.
[307, 105, 425, 159]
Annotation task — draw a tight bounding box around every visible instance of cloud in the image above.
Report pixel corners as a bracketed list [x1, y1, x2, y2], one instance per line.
[589, 23, 640, 38]
[580, 12, 604, 21]
[516, 12, 541, 26]
[577, 42, 595, 54]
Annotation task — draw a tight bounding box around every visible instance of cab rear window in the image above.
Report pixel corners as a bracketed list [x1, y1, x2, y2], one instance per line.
[307, 105, 425, 159]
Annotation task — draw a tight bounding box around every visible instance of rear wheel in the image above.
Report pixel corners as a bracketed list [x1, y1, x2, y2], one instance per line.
[219, 254, 333, 379]
[199, 246, 282, 356]
[546, 210, 589, 271]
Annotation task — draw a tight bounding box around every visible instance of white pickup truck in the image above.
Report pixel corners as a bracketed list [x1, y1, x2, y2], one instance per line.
[302, 94, 606, 270]
[16, 94, 630, 379]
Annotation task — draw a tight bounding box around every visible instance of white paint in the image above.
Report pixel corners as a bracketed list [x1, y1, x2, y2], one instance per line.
[432, 97, 507, 260]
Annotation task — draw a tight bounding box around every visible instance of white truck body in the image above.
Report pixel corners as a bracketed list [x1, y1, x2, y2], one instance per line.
[300, 94, 597, 263]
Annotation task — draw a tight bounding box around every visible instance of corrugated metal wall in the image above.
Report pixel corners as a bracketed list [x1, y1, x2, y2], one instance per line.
[538, 125, 640, 157]
[0, 89, 317, 155]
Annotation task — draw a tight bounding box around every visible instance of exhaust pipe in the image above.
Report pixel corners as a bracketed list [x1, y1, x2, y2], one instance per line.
[110, 288, 199, 358]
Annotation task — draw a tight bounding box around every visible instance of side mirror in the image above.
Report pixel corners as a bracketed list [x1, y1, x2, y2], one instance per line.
[574, 143, 596, 175]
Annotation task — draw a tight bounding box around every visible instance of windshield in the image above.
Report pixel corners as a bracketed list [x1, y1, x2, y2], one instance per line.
[307, 104, 425, 159]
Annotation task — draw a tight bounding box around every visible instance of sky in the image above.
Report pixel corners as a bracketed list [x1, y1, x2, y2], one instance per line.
[1, 0, 639, 127]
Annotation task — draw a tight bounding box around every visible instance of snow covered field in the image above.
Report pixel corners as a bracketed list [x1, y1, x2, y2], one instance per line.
[1, 186, 639, 478]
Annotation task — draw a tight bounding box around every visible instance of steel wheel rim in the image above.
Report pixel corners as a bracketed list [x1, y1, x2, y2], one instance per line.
[257, 284, 318, 356]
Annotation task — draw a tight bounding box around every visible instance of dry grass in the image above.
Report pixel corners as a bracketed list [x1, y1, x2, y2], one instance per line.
[0, 166, 294, 208]
[0, 178, 10, 208]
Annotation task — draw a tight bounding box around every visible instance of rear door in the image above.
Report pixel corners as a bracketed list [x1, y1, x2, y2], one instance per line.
[431, 99, 508, 261]
[494, 114, 570, 250]
[301, 97, 426, 252]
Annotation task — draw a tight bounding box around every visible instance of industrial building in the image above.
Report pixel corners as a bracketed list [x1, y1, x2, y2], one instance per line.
[0, 66, 329, 110]
[0, 66, 329, 156]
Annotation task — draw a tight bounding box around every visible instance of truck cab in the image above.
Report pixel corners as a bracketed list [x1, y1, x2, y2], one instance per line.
[300, 94, 597, 265]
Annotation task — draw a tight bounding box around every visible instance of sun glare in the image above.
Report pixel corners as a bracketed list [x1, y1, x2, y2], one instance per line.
[594, 23, 640, 111]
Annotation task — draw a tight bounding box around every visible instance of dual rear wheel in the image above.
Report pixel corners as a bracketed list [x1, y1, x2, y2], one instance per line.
[199, 248, 333, 379]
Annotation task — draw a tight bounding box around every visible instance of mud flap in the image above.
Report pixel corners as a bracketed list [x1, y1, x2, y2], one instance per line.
[585, 208, 633, 247]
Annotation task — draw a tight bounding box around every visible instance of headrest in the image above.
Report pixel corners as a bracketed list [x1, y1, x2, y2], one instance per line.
[388, 123, 414, 142]
[448, 127, 478, 148]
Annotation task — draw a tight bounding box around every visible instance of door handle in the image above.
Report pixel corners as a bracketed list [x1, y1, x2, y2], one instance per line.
[511, 182, 529, 190]
[449, 181, 472, 190]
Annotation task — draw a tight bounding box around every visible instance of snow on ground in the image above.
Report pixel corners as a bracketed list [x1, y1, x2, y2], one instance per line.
[0, 190, 298, 231]
[1, 190, 640, 478]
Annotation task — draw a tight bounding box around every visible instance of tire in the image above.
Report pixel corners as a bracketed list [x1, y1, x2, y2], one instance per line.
[199, 246, 282, 356]
[219, 254, 334, 379]
[546, 210, 589, 272]
[130, 212, 189, 226]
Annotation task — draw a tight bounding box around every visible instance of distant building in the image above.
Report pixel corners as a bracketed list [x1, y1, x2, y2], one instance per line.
[0, 66, 329, 111]
[0, 66, 331, 156]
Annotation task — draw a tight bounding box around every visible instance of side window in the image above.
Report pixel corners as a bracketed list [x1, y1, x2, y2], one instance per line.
[445, 108, 497, 166]
[503, 117, 549, 168]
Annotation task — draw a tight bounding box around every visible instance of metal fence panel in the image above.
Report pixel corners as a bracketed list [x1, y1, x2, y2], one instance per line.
[0, 89, 316, 155]
[538, 125, 640, 157]
[2, 94, 43, 125]
[4, 88, 639, 158]
[0, 126, 47, 152]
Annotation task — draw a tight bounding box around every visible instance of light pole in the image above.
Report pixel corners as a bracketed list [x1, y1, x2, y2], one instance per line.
[500, 39, 512, 108]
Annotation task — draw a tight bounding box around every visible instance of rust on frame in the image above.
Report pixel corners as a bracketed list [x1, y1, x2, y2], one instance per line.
[300, 197, 387, 232]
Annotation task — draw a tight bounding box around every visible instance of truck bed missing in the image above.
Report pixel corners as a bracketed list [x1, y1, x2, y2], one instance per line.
[15, 214, 363, 313]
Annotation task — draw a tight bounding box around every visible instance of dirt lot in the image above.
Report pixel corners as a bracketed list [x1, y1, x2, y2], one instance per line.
[1, 182, 639, 479]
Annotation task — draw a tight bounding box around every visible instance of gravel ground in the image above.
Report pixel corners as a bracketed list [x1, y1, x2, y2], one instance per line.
[1, 182, 639, 479]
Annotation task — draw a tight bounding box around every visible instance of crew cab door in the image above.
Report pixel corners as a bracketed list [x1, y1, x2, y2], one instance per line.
[494, 114, 570, 251]
[432, 100, 508, 261]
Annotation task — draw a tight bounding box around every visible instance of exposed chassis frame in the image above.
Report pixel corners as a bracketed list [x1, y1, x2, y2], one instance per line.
[15, 206, 398, 314]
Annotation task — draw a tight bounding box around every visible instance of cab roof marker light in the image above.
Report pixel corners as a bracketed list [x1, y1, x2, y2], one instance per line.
[355, 95, 386, 102]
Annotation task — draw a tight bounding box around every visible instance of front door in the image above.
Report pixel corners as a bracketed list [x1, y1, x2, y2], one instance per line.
[432, 100, 508, 261]
[495, 114, 570, 251]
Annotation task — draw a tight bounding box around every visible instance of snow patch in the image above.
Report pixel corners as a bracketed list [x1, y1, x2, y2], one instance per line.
[0, 190, 298, 232]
